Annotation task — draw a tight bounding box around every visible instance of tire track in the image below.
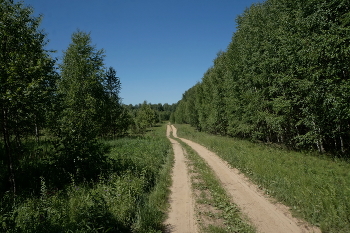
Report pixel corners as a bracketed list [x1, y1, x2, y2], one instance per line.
[171, 125, 320, 233]
[164, 124, 198, 233]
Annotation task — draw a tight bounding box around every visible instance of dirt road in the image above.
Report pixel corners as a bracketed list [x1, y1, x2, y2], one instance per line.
[168, 124, 320, 233]
[165, 125, 198, 233]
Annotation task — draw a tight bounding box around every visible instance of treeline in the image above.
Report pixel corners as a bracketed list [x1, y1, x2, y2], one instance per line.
[0, 0, 176, 197]
[1, 0, 124, 195]
[125, 101, 176, 133]
[174, 0, 350, 155]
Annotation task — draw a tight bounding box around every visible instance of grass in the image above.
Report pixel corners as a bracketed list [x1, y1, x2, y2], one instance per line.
[175, 124, 350, 232]
[0, 124, 173, 233]
[171, 133, 255, 233]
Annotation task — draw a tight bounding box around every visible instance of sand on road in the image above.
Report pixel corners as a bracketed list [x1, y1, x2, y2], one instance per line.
[164, 124, 198, 233]
[171, 125, 320, 233]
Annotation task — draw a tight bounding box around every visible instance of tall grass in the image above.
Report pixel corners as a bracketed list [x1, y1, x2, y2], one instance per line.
[0, 124, 173, 233]
[175, 124, 350, 233]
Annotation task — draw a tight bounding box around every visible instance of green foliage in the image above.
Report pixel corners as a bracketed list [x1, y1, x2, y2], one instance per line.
[58, 30, 106, 139]
[113, 106, 134, 137]
[100, 67, 127, 137]
[0, 125, 173, 232]
[104, 67, 121, 99]
[1, 1, 171, 232]
[174, 0, 350, 155]
[0, 0, 57, 193]
[169, 112, 175, 123]
[56, 30, 108, 181]
[174, 84, 199, 128]
[134, 102, 156, 134]
[126, 102, 177, 129]
[176, 124, 350, 232]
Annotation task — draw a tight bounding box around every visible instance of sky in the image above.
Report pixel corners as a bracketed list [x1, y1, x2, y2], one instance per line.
[19, 0, 260, 105]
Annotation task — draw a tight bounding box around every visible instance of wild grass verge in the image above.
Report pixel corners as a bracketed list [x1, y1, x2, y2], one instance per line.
[0, 124, 173, 233]
[172, 136, 255, 233]
[175, 124, 350, 232]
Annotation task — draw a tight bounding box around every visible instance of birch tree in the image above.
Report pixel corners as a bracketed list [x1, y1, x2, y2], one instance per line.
[0, 0, 56, 194]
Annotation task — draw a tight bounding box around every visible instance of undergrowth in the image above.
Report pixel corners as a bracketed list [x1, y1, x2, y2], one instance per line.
[0, 124, 173, 233]
[175, 124, 350, 232]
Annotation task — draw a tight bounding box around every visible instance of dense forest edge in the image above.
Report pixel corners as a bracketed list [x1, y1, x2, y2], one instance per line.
[174, 0, 350, 157]
[1, 0, 176, 232]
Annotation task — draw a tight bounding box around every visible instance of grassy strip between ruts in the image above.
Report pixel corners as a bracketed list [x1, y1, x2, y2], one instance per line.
[1, 124, 173, 233]
[175, 124, 350, 233]
[171, 133, 255, 233]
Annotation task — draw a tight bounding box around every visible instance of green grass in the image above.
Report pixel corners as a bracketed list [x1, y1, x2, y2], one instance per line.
[175, 124, 350, 233]
[0, 124, 173, 233]
[172, 135, 255, 233]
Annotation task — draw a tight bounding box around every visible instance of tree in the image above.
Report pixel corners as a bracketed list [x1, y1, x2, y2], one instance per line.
[101, 67, 123, 137]
[57, 30, 107, 180]
[175, 0, 350, 154]
[114, 106, 133, 136]
[135, 102, 156, 134]
[0, 0, 57, 194]
[104, 66, 121, 99]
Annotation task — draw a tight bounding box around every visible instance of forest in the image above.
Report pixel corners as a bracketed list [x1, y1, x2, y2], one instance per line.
[0, 1, 175, 232]
[174, 0, 350, 155]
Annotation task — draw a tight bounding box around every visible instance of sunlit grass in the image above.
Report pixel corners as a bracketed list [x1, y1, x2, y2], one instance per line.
[175, 124, 350, 232]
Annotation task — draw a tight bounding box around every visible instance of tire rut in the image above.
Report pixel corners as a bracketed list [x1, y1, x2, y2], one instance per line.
[164, 124, 198, 233]
[171, 125, 320, 233]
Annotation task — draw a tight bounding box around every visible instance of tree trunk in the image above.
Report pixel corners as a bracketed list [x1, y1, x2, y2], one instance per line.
[14, 121, 22, 150]
[340, 135, 344, 153]
[35, 115, 40, 143]
[337, 125, 345, 153]
[318, 127, 325, 153]
[1, 107, 16, 195]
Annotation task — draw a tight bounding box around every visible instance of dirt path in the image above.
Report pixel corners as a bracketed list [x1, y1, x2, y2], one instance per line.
[164, 125, 198, 233]
[171, 125, 320, 233]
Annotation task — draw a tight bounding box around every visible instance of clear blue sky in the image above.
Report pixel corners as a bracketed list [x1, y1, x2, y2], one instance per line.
[20, 0, 260, 105]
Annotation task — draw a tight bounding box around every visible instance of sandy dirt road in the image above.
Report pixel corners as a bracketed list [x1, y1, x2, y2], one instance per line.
[164, 125, 198, 233]
[171, 125, 320, 233]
